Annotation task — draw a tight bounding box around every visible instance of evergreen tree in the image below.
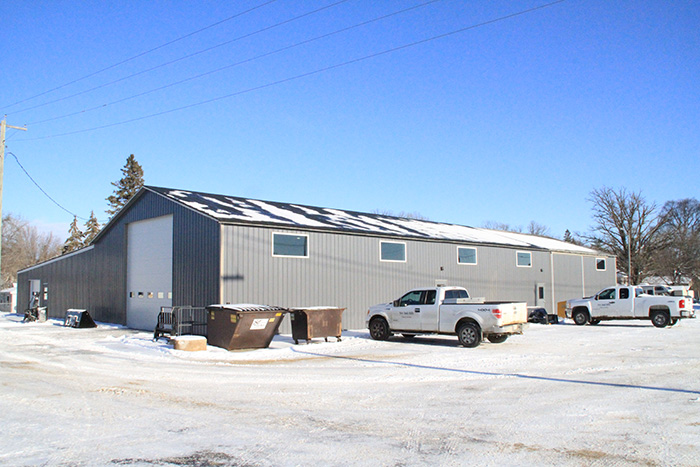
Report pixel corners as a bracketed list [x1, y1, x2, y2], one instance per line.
[62, 216, 84, 254]
[106, 154, 144, 218]
[83, 211, 101, 246]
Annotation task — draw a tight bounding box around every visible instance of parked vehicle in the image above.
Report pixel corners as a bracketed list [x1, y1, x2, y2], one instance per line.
[527, 306, 559, 324]
[640, 285, 672, 296]
[566, 286, 695, 328]
[366, 286, 527, 348]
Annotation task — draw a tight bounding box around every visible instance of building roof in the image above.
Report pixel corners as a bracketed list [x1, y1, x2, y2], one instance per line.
[146, 186, 600, 255]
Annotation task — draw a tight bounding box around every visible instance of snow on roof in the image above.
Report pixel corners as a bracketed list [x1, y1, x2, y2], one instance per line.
[148, 186, 599, 255]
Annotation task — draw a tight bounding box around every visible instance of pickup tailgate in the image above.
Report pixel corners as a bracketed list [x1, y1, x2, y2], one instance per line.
[496, 302, 528, 326]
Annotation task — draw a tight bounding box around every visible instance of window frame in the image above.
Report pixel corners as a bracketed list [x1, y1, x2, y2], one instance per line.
[380, 241, 407, 263]
[516, 251, 532, 268]
[596, 258, 607, 271]
[271, 232, 309, 258]
[457, 246, 478, 265]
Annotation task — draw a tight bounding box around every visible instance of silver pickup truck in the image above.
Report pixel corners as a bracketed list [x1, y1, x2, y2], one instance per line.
[366, 286, 527, 348]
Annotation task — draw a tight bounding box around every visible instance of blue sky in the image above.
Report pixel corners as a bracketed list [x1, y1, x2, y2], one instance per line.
[2, 0, 698, 241]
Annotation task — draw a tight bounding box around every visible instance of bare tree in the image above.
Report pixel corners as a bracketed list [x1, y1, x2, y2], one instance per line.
[1, 213, 62, 287]
[373, 209, 430, 221]
[585, 187, 665, 285]
[526, 221, 551, 237]
[483, 221, 521, 232]
[650, 198, 700, 286]
[483, 220, 552, 237]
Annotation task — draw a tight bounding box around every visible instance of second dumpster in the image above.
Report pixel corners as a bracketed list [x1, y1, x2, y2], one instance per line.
[289, 307, 345, 344]
[206, 304, 287, 350]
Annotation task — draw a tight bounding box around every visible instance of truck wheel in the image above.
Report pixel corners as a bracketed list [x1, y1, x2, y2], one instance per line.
[572, 310, 589, 326]
[457, 322, 481, 348]
[669, 318, 679, 326]
[369, 317, 391, 341]
[650, 310, 670, 328]
[486, 334, 508, 344]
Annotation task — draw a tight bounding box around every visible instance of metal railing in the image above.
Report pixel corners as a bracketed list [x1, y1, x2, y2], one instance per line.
[153, 306, 207, 341]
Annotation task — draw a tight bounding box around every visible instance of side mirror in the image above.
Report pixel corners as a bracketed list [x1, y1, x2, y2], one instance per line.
[594, 295, 598, 301]
[393, 300, 399, 307]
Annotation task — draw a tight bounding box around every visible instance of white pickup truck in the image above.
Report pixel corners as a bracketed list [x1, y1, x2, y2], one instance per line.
[566, 285, 695, 327]
[366, 286, 527, 347]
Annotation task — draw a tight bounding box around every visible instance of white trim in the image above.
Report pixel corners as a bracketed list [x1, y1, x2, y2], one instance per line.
[516, 251, 532, 268]
[271, 232, 309, 258]
[456, 246, 477, 265]
[18, 245, 95, 273]
[550, 252, 556, 314]
[380, 241, 407, 263]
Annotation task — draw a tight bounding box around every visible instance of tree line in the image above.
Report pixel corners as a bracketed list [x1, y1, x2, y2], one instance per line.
[582, 187, 699, 290]
[1, 155, 144, 288]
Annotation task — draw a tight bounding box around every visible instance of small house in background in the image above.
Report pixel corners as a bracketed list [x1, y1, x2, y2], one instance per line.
[17, 186, 616, 332]
[0, 283, 17, 313]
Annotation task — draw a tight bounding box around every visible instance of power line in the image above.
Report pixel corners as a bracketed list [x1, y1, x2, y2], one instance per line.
[18, 0, 567, 142]
[7, 151, 88, 220]
[1, 0, 280, 110]
[10, 0, 351, 116]
[26, 0, 442, 127]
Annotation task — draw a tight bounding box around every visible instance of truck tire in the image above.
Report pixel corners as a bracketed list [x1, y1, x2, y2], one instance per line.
[669, 318, 679, 326]
[572, 309, 589, 326]
[589, 319, 601, 325]
[650, 310, 670, 328]
[486, 334, 508, 344]
[369, 317, 391, 340]
[457, 322, 481, 348]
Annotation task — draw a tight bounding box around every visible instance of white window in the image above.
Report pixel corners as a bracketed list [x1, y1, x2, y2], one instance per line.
[380, 241, 406, 262]
[596, 258, 606, 271]
[457, 247, 477, 265]
[272, 233, 309, 258]
[516, 251, 532, 268]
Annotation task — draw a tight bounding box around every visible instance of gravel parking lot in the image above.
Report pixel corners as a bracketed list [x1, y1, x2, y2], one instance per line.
[1, 313, 699, 466]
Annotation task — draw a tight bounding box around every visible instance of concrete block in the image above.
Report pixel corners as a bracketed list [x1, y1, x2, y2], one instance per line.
[170, 335, 207, 352]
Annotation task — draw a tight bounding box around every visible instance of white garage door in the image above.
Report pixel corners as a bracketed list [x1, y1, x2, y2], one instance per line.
[126, 215, 173, 330]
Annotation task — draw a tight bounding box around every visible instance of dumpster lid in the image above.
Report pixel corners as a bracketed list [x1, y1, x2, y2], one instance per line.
[288, 306, 344, 311]
[206, 304, 288, 313]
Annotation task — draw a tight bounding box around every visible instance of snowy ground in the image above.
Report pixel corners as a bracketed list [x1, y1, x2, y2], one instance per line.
[1, 313, 699, 467]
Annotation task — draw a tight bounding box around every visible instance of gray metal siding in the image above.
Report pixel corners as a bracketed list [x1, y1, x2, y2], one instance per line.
[551, 253, 617, 309]
[172, 207, 220, 309]
[17, 190, 220, 324]
[220, 225, 610, 332]
[17, 248, 97, 320]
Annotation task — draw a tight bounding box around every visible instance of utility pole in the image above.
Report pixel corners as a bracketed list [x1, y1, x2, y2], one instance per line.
[0, 116, 28, 284]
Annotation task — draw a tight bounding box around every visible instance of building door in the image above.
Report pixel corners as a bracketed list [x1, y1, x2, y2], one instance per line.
[536, 282, 545, 308]
[29, 279, 41, 307]
[126, 215, 173, 330]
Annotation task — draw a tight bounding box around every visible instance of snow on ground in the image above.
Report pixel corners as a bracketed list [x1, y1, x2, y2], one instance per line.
[1, 313, 699, 466]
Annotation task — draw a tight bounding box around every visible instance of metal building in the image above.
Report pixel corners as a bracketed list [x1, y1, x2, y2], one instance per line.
[17, 186, 616, 331]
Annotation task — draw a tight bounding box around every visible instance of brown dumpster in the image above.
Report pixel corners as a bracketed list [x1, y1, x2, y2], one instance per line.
[289, 307, 345, 344]
[206, 304, 287, 350]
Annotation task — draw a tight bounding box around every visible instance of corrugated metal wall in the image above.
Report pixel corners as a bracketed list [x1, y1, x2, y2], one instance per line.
[17, 190, 220, 324]
[220, 225, 617, 332]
